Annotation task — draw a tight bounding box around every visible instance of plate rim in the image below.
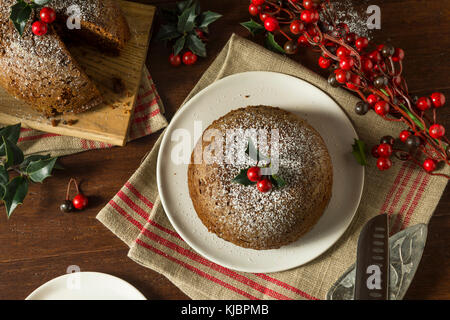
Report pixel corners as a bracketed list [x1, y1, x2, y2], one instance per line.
[25, 271, 147, 300]
[157, 71, 365, 273]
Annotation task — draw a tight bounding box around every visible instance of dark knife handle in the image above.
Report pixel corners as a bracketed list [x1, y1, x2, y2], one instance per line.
[354, 213, 389, 300]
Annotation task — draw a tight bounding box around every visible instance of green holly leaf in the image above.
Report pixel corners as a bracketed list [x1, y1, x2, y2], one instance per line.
[19, 154, 51, 170]
[177, 3, 198, 33]
[198, 11, 222, 31]
[270, 174, 286, 189]
[352, 139, 368, 166]
[3, 176, 28, 219]
[265, 32, 285, 54]
[0, 123, 21, 156]
[10, 0, 32, 36]
[26, 157, 57, 183]
[176, 0, 197, 14]
[2, 136, 24, 169]
[173, 35, 186, 56]
[186, 33, 206, 57]
[240, 19, 265, 36]
[0, 123, 21, 145]
[232, 168, 256, 186]
[245, 139, 269, 162]
[0, 165, 9, 200]
[155, 24, 182, 42]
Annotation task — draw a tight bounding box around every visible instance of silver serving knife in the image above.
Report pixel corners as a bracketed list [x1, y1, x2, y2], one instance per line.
[327, 223, 428, 300]
[354, 213, 389, 300]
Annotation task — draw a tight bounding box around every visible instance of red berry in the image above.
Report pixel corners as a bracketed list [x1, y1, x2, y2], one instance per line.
[336, 46, 350, 58]
[40, 7, 56, 24]
[169, 53, 181, 67]
[339, 57, 355, 71]
[368, 50, 382, 62]
[249, 3, 260, 16]
[318, 56, 332, 69]
[259, 12, 270, 22]
[73, 194, 88, 210]
[334, 69, 350, 84]
[346, 74, 361, 90]
[361, 57, 374, 72]
[392, 76, 402, 86]
[264, 16, 279, 32]
[366, 94, 379, 107]
[416, 97, 431, 111]
[252, 0, 265, 5]
[374, 100, 390, 116]
[257, 178, 272, 193]
[290, 20, 304, 34]
[345, 32, 357, 44]
[337, 23, 350, 34]
[247, 167, 261, 182]
[303, 0, 318, 9]
[300, 10, 314, 23]
[392, 48, 405, 62]
[430, 92, 445, 108]
[422, 159, 436, 172]
[399, 130, 412, 142]
[32, 21, 48, 36]
[377, 157, 392, 171]
[429, 124, 445, 139]
[297, 35, 310, 47]
[371, 145, 380, 158]
[182, 51, 197, 65]
[355, 37, 369, 51]
[377, 143, 393, 157]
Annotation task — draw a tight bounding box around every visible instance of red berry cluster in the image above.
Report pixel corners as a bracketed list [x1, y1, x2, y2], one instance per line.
[169, 51, 198, 67]
[244, 0, 449, 179]
[246, 166, 273, 192]
[32, 7, 56, 36]
[60, 179, 89, 212]
[371, 138, 394, 171]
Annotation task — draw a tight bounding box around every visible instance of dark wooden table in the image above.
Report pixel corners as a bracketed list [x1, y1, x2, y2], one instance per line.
[0, 0, 449, 300]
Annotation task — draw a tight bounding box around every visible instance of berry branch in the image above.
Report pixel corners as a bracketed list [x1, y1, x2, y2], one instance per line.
[243, 0, 449, 179]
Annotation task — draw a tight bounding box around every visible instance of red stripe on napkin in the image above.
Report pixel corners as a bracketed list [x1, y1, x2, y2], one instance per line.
[113, 182, 318, 300]
[136, 239, 259, 300]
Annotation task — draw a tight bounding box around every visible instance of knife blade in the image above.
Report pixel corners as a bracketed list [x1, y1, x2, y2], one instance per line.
[354, 213, 389, 300]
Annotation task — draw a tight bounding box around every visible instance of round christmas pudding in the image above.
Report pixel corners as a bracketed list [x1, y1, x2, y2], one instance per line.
[187, 105, 333, 250]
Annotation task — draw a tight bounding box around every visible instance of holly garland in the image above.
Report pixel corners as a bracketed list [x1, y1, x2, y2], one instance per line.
[156, 0, 222, 66]
[10, 0, 56, 36]
[0, 124, 60, 219]
[242, 0, 449, 179]
[232, 139, 286, 193]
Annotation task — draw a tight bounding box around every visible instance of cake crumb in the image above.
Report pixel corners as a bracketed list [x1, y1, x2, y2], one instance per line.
[63, 119, 78, 126]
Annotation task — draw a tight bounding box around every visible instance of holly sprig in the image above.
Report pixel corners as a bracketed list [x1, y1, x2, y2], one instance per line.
[156, 0, 222, 57]
[240, 19, 286, 54]
[0, 123, 60, 219]
[232, 139, 286, 189]
[10, 0, 50, 36]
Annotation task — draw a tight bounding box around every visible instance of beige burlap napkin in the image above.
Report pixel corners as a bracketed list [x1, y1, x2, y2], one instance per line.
[97, 34, 449, 300]
[2, 67, 168, 157]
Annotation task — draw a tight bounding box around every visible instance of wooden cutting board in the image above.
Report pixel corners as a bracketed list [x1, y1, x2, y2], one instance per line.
[0, 1, 156, 146]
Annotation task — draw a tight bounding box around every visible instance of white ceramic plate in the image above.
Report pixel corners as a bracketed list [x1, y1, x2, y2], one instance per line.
[25, 272, 146, 300]
[157, 71, 364, 273]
